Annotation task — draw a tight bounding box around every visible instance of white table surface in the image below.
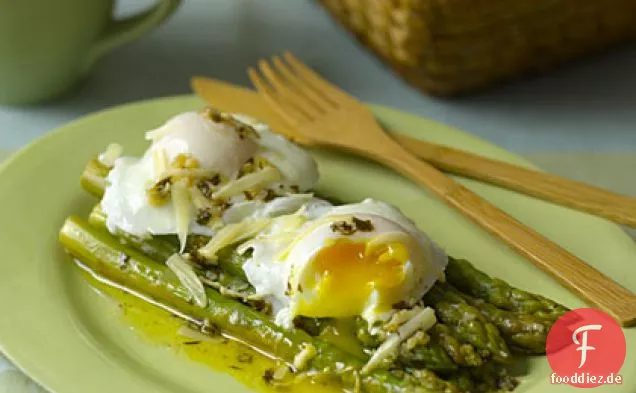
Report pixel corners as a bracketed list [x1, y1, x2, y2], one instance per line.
[1, 0, 636, 152]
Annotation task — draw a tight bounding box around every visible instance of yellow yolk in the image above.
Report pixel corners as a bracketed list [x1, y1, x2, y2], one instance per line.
[295, 238, 409, 318]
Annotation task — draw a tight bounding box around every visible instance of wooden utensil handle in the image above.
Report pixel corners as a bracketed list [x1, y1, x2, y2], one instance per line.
[392, 134, 636, 227]
[375, 142, 636, 326]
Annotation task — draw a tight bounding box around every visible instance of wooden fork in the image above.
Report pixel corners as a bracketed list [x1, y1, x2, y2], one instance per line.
[247, 52, 636, 326]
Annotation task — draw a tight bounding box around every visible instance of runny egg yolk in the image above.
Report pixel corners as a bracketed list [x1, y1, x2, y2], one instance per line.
[295, 238, 409, 318]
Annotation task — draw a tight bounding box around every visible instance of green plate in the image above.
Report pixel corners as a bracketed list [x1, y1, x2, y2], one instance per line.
[0, 96, 634, 393]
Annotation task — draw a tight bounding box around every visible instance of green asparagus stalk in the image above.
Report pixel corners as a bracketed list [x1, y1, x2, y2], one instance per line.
[432, 283, 553, 354]
[469, 362, 519, 393]
[424, 286, 512, 364]
[355, 318, 481, 372]
[445, 258, 568, 321]
[400, 344, 458, 373]
[409, 370, 463, 393]
[432, 324, 483, 368]
[460, 298, 550, 354]
[60, 216, 441, 393]
[88, 205, 174, 262]
[89, 204, 250, 281]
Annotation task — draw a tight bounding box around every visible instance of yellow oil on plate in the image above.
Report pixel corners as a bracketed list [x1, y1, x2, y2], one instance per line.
[0, 96, 634, 393]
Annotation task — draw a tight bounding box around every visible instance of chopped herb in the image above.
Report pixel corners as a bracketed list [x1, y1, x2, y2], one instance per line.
[263, 189, 277, 202]
[263, 369, 275, 384]
[205, 269, 220, 281]
[183, 341, 201, 345]
[237, 353, 254, 363]
[195, 209, 213, 225]
[196, 179, 214, 199]
[297, 283, 304, 293]
[147, 178, 171, 207]
[118, 253, 130, 268]
[352, 217, 374, 232]
[202, 107, 259, 140]
[237, 126, 249, 140]
[185, 235, 210, 255]
[171, 154, 189, 169]
[243, 191, 254, 201]
[211, 199, 231, 211]
[201, 319, 220, 336]
[392, 301, 410, 310]
[230, 365, 242, 370]
[331, 216, 375, 235]
[238, 158, 255, 178]
[330, 220, 355, 235]
[290, 185, 300, 193]
[203, 107, 224, 122]
[253, 300, 271, 315]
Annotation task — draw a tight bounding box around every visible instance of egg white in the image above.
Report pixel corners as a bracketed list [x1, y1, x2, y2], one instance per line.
[101, 111, 320, 239]
[240, 198, 448, 328]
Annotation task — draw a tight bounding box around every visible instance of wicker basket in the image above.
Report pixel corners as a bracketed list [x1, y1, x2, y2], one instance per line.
[318, 0, 636, 96]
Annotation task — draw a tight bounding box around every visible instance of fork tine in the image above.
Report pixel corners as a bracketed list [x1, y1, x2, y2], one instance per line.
[247, 67, 308, 127]
[283, 52, 354, 106]
[272, 56, 336, 112]
[257, 59, 325, 119]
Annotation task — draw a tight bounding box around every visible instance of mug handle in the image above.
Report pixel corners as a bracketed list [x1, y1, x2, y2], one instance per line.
[83, 0, 181, 73]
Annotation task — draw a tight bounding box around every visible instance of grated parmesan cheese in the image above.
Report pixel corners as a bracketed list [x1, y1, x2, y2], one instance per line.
[361, 307, 436, 375]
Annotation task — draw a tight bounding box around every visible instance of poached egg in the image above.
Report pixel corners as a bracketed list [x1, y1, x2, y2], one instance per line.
[235, 198, 448, 327]
[100, 110, 320, 247]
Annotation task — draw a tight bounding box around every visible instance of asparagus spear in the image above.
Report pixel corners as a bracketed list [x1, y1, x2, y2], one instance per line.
[399, 341, 458, 373]
[469, 362, 518, 393]
[355, 318, 482, 372]
[88, 205, 174, 262]
[89, 205, 251, 282]
[60, 216, 441, 393]
[432, 324, 483, 368]
[424, 286, 511, 364]
[433, 283, 553, 355]
[457, 296, 550, 354]
[409, 370, 463, 393]
[445, 258, 568, 321]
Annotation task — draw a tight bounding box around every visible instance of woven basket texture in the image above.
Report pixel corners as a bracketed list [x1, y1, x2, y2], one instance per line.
[318, 0, 636, 95]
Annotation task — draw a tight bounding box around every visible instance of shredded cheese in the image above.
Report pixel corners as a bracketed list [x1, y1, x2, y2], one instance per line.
[198, 219, 271, 260]
[177, 325, 221, 343]
[171, 181, 192, 253]
[199, 276, 263, 302]
[156, 168, 218, 184]
[166, 254, 207, 308]
[98, 143, 123, 168]
[152, 148, 168, 181]
[361, 307, 436, 375]
[383, 308, 420, 333]
[270, 364, 291, 383]
[190, 186, 215, 211]
[212, 167, 281, 199]
[293, 343, 317, 372]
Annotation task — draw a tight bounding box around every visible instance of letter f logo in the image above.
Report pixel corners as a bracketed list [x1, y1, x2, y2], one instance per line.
[573, 324, 602, 368]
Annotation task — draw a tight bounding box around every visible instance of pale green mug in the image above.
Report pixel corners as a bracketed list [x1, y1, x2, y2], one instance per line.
[0, 0, 181, 105]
